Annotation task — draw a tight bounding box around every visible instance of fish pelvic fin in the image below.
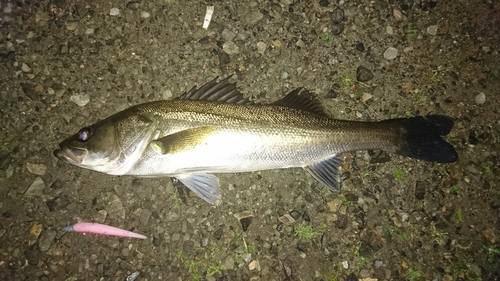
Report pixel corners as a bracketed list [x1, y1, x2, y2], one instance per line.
[178, 76, 255, 105]
[388, 115, 458, 163]
[176, 173, 221, 204]
[304, 154, 344, 191]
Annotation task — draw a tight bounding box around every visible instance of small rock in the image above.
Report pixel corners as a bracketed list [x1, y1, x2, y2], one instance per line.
[331, 8, 344, 24]
[165, 212, 179, 222]
[361, 93, 373, 103]
[272, 40, 283, 48]
[25, 177, 45, 196]
[239, 217, 253, 232]
[38, 229, 56, 252]
[110, 8, 120, 16]
[213, 227, 223, 240]
[278, 214, 295, 225]
[386, 25, 394, 35]
[281, 71, 289, 79]
[248, 260, 260, 271]
[224, 255, 234, 270]
[393, 9, 402, 21]
[296, 39, 306, 49]
[356, 66, 374, 82]
[222, 29, 237, 42]
[245, 10, 264, 25]
[70, 93, 90, 107]
[475, 92, 486, 104]
[374, 260, 383, 268]
[383, 47, 398, 60]
[242, 252, 252, 263]
[289, 210, 301, 220]
[140, 11, 150, 19]
[26, 163, 46, 175]
[85, 28, 95, 35]
[256, 41, 267, 55]
[3, 3, 13, 13]
[427, 25, 438, 36]
[21, 63, 31, 73]
[65, 21, 78, 31]
[139, 209, 152, 225]
[331, 23, 345, 35]
[222, 41, 239, 55]
[201, 236, 209, 247]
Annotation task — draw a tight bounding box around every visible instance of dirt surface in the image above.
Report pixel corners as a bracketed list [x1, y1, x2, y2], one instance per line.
[1, 0, 499, 280]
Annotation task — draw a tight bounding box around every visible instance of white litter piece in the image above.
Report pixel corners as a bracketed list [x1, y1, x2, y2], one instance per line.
[202, 6, 214, 29]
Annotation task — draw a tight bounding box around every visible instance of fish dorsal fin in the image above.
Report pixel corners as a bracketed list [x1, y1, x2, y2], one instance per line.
[272, 88, 328, 116]
[303, 154, 345, 191]
[178, 76, 254, 105]
[151, 126, 216, 155]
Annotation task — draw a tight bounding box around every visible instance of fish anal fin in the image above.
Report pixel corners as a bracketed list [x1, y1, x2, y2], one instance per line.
[151, 126, 216, 154]
[272, 88, 328, 117]
[304, 154, 345, 191]
[175, 174, 221, 204]
[178, 76, 255, 105]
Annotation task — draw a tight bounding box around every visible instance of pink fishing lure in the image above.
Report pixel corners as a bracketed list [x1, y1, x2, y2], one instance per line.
[63, 222, 147, 239]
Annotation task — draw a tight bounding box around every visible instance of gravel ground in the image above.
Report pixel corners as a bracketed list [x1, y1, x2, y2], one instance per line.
[0, 0, 499, 280]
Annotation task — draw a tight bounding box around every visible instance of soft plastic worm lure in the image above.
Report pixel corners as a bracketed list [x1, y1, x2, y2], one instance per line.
[63, 222, 146, 239]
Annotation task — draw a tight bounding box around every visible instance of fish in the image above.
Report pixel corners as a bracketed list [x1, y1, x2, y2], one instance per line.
[54, 76, 458, 204]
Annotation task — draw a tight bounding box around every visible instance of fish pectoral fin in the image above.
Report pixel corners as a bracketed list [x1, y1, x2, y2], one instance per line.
[175, 173, 221, 204]
[151, 126, 216, 154]
[272, 88, 329, 117]
[304, 154, 345, 191]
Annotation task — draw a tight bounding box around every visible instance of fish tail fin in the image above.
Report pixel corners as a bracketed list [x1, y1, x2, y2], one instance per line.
[388, 115, 458, 163]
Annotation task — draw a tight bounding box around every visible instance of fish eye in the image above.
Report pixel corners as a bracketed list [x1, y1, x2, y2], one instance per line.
[78, 127, 92, 141]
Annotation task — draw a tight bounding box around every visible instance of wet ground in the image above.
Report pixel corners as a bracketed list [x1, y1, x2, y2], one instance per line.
[1, 0, 499, 280]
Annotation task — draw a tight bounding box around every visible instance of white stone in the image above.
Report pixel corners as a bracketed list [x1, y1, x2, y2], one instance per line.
[70, 93, 90, 107]
[475, 92, 486, 104]
[110, 8, 120, 16]
[383, 47, 398, 60]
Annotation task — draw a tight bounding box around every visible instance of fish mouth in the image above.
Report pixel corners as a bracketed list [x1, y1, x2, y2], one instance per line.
[54, 146, 87, 164]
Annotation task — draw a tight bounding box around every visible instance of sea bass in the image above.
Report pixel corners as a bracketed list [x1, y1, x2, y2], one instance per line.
[54, 77, 458, 204]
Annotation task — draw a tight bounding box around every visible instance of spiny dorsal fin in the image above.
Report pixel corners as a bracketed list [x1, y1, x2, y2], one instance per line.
[272, 88, 328, 117]
[178, 76, 254, 105]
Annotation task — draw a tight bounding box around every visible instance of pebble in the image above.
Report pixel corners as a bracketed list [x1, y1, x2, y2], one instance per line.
[248, 260, 260, 271]
[386, 25, 394, 35]
[140, 11, 150, 19]
[66, 21, 78, 31]
[278, 214, 295, 225]
[110, 8, 120, 16]
[256, 42, 267, 55]
[356, 66, 374, 82]
[70, 93, 90, 107]
[475, 92, 486, 104]
[427, 25, 438, 36]
[25, 177, 45, 196]
[222, 29, 237, 42]
[85, 28, 95, 35]
[139, 208, 152, 225]
[296, 39, 306, 49]
[21, 63, 31, 73]
[3, 3, 13, 13]
[331, 8, 344, 24]
[383, 47, 398, 60]
[374, 260, 383, 268]
[393, 9, 402, 21]
[38, 229, 56, 252]
[245, 10, 264, 25]
[222, 41, 239, 55]
[201, 237, 209, 247]
[26, 163, 47, 176]
[281, 71, 289, 79]
[224, 256, 235, 270]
